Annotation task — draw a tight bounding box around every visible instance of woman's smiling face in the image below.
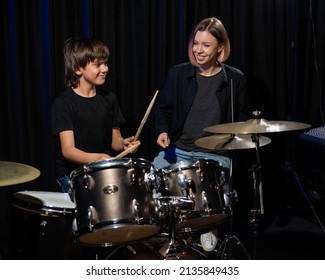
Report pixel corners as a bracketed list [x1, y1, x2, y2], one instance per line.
[192, 30, 223, 67]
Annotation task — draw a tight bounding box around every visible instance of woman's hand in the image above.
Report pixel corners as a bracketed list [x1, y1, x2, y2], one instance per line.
[157, 132, 170, 149]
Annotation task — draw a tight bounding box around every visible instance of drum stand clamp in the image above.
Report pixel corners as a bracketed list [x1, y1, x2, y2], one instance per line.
[157, 198, 193, 260]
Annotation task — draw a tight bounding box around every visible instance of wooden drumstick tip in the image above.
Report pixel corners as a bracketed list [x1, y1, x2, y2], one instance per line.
[134, 90, 159, 141]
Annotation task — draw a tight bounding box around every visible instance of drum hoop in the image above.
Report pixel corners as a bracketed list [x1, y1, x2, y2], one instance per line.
[75, 218, 159, 235]
[162, 158, 222, 173]
[12, 191, 76, 217]
[12, 202, 76, 217]
[70, 157, 153, 179]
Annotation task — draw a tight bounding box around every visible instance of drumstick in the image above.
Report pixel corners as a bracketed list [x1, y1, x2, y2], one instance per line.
[115, 90, 158, 159]
[115, 141, 141, 159]
[134, 90, 159, 141]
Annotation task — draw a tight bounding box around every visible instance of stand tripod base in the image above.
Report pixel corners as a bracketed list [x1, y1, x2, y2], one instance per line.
[159, 240, 180, 259]
[217, 235, 251, 260]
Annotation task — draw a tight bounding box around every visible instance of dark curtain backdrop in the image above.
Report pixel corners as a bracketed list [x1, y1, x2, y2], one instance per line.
[1, 0, 324, 190]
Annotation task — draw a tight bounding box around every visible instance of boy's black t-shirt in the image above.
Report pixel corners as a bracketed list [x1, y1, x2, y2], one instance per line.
[52, 87, 125, 178]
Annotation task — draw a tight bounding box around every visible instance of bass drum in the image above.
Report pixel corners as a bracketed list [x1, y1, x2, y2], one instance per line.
[159, 159, 229, 232]
[9, 191, 82, 260]
[70, 158, 161, 247]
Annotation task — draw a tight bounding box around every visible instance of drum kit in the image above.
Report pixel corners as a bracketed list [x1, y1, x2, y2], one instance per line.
[1, 112, 311, 260]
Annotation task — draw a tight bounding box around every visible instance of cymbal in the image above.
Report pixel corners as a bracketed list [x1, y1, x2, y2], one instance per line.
[0, 161, 41, 187]
[195, 134, 272, 150]
[204, 119, 311, 134]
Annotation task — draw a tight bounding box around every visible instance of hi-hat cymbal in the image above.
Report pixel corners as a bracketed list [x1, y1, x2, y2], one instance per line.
[204, 119, 311, 134]
[195, 134, 271, 151]
[0, 161, 41, 187]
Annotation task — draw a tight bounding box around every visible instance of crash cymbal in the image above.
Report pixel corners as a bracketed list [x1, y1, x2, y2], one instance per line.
[204, 119, 311, 134]
[0, 161, 41, 187]
[195, 134, 271, 151]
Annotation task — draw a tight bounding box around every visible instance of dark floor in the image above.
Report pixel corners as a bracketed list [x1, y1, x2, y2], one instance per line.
[233, 204, 325, 260]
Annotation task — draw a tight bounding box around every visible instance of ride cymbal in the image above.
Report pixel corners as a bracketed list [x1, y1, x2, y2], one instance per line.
[204, 119, 311, 134]
[0, 161, 41, 187]
[195, 134, 271, 151]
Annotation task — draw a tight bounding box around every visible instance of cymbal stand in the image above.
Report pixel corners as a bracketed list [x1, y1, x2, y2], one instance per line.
[217, 155, 251, 260]
[249, 134, 264, 260]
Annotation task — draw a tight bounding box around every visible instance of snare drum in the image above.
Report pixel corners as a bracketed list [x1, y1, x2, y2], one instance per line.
[70, 158, 161, 246]
[160, 159, 228, 232]
[10, 191, 79, 259]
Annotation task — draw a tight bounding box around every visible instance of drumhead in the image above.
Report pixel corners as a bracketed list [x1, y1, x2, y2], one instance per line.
[12, 191, 76, 216]
[70, 158, 153, 179]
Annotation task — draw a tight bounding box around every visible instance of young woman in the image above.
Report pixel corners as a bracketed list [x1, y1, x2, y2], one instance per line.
[153, 17, 250, 170]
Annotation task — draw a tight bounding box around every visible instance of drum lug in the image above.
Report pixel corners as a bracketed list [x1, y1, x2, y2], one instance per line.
[83, 174, 88, 190]
[201, 191, 211, 214]
[128, 168, 137, 185]
[220, 171, 226, 186]
[152, 191, 163, 217]
[196, 169, 205, 183]
[145, 171, 159, 191]
[39, 220, 48, 237]
[177, 173, 190, 196]
[150, 166, 160, 187]
[163, 176, 170, 192]
[132, 199, 142, 223]
[187, 179, 196, 199]
[82, 166, 92, 191]
[87, 206, 98, 231]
